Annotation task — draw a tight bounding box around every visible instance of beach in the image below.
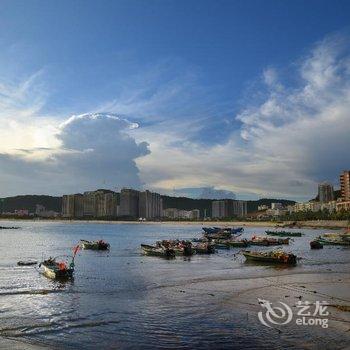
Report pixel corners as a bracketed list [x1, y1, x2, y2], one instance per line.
[0, 221, 349, 349]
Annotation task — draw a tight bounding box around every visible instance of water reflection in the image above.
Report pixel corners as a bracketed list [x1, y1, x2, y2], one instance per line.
[0, 221, 349, 349]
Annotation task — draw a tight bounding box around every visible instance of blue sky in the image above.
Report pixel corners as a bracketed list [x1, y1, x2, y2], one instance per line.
[0, 0, 349, 200]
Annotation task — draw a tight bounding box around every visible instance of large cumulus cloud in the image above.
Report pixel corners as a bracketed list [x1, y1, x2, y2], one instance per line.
[0, 113, 149, 195]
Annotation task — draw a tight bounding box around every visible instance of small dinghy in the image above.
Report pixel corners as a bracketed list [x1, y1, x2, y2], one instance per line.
[310, 240, 323, 249]
[249, 235, 290, 246]
[39, 245, 79, 280]
[192, 242, 215, 254]
[266, 230, 302, 237]
[243, 250, 297, 265]
[81, 239, 110, 250]
[17, 260, 38, 266]
[141, 244, 175, 258]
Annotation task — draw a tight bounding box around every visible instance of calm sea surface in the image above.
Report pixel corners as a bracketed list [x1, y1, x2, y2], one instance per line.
[0, 221, 349, 349]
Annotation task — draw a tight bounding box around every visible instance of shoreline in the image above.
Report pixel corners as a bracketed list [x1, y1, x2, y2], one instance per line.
[2, 270, 350, 350]
[0, 218, 348, 229]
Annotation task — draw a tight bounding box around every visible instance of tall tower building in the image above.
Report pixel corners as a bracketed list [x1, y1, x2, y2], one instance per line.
[340, 171, 350, 201]
[119, 188, 140, 218]
[318, 182, 334, 203]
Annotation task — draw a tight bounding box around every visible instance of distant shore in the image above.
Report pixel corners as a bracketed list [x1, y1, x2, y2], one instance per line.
[0, 218, 348, 229]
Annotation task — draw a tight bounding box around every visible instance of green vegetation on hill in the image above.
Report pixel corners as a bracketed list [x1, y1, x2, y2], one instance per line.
[246, 198, 296, 212]
[0, 195, 62, 213]
[161, 196, 213, 218]
[161, 196, 296, 216]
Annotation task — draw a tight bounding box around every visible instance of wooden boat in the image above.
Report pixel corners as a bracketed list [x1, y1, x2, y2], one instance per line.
[40, 258, 74, 279]
[39, 245, 79, 280]
[203, 227, 244, 237]
[316, 237, 350, 246]
[141, 244, 175, 258]
[266, 230, 302, 237]
[249, 235, 289, 246]
[310, 240, 323, 249]
[157, 240, 194, 256]
[214, 242, 230, 249]
[316, 232, 350, 246]
[243, 250, 297, 265]
[17, 260, 38, 266]
[192, 242, 215, 254]
[81, 239, 110, 250]
[226, 239, 249, 248]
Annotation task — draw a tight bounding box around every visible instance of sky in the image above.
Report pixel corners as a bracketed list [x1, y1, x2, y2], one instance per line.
[0, 0, 349, 201]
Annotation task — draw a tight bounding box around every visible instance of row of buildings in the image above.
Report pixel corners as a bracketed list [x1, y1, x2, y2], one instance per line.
[163, 208, 200, 220]
[275, 170, 350, 216]
[62, 189, 248, 220]
[254, 171, 350, 218]
[62, 189, 163, 219]
[290, 170, 350, 214]
[211, 199, 247, 218]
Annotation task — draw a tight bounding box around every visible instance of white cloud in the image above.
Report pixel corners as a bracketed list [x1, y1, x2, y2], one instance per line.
[0, 111, 150, 195]
[1, 33, 349, 200]
[136, 33, 350, 200]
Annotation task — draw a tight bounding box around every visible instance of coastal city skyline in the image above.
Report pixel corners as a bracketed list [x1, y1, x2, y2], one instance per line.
[0, 1, 349, 201]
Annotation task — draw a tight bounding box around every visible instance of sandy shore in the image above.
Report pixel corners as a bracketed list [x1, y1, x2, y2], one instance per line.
[163, 269, 350, 348]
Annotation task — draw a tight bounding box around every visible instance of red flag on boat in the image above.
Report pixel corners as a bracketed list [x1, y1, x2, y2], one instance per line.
[72, 245, 80, 257]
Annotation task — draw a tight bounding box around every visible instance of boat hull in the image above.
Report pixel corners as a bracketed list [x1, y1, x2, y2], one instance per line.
[243, 251, 297, 265]
[141, 244, 175, 258]
[42, 265, 74, 279]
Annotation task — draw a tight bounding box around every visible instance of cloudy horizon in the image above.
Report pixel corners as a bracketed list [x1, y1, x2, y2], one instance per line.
[0, 1, 349, 201]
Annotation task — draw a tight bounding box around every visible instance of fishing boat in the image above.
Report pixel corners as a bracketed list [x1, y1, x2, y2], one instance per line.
[202, 227, 221, 234]
[202, 227, 244, 236]
[310, 240, 323, 249]
[39, 245, 80, 280]
[315, 232, 350, 246]
[249, 235, 289, 246]
[192, 242, 215, 254]
[214, 241, 230, 249]
[140, 244, 175, 258]
[81, 239, 110, 250]
[156, 240, 194, 256]
[243, 250, 297, 265]
[17, 260, 37, 266]
[316, 237, 350, 246]
[192, 237, 208, 243]
[203, 231, 232, 240]
[266, 230, 302, 237]
[226, 239, 249, 248]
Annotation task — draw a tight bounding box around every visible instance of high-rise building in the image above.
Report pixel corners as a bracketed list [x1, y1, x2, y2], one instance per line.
[212, 200, 247, 218]
[62, 194, 84, 218]
[340, 171, 350, 201]
[83, 191, 97, 217]
[318, 182, 334, 203]
[232, 200, 248, 217]
[139, 190, 162, 219]
[119, 188, 140, 218]
[62, 194, 75, 218]
[212, 200, 226, 218]
[74, 194, 84, 217]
